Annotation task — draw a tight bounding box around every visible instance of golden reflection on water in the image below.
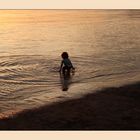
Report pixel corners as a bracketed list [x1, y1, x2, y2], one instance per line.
[0, 10, 102, 57]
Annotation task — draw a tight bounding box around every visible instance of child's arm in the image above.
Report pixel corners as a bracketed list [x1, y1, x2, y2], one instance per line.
[70, 61, 75, 70]
[59, 61, 63, 72]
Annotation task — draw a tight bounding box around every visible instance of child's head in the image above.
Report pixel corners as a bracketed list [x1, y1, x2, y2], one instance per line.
[61, 52, 69, 59]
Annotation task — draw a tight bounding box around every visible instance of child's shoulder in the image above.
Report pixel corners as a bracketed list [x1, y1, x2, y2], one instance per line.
[64, 58, 70, 61]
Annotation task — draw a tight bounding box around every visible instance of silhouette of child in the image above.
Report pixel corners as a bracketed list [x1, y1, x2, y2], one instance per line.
[59, 52, 75, 74]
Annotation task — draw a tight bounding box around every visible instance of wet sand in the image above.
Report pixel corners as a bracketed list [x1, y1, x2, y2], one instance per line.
[0, 82, 140, 130]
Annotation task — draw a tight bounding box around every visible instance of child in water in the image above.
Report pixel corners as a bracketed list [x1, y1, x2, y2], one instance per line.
[59, 52, 75, 74]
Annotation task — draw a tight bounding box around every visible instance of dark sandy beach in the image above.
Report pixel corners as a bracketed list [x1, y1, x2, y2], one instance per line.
[0, 82, 140, 130]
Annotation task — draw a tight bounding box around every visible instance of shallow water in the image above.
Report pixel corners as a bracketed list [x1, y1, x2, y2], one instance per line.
[0, 10, 140, 118]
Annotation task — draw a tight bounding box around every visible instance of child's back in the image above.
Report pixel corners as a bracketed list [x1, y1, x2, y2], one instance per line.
[62, 58, 72, 68]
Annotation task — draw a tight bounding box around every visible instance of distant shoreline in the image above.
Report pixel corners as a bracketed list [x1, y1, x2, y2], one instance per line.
[0, 81, 140, 130]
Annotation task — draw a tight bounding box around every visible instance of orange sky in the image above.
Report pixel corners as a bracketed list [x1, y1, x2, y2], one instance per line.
[0, 0, 139, 9]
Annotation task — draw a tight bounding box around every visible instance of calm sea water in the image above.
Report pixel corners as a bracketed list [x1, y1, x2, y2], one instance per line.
[0, 10, 140, 118]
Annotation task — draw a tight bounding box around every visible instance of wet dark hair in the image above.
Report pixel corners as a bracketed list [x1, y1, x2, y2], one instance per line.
[61, 52, 69, 59]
